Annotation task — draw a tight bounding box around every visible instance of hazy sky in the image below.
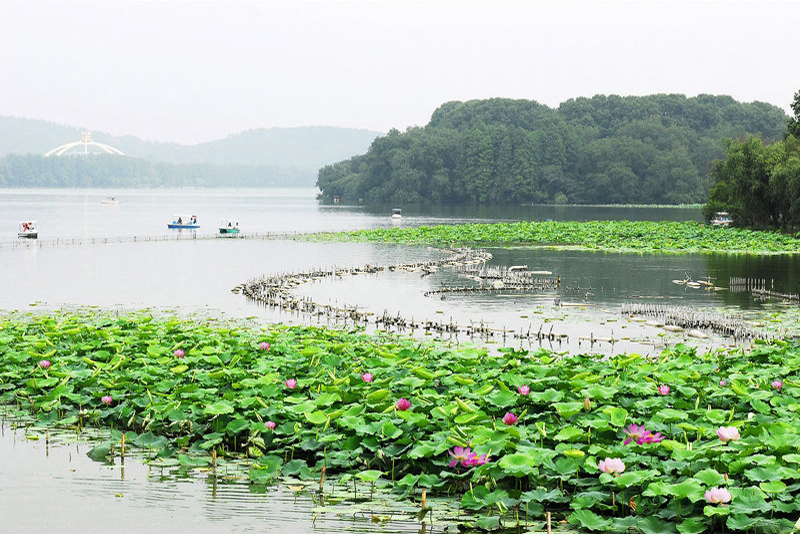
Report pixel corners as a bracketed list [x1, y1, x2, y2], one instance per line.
[1, 1, 796, 145]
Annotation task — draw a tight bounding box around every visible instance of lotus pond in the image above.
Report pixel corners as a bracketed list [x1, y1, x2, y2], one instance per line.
[2, 310, 800, 533]
[323, 221, 800, 254]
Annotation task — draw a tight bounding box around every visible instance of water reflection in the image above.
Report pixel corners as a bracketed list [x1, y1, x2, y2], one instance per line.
[0, 423, 439, 534]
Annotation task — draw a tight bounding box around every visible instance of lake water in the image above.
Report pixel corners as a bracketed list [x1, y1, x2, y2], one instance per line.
[1, 187, 798, 533]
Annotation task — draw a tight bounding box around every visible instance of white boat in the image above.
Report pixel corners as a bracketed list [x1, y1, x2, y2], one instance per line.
[392, 208, 402, 219]
[102, 197, 120, 204]
[219, 219, 240, 235]
[18, 221, 38, 239]
[711, 211, 732, 227]
[168, 214, 199, 229]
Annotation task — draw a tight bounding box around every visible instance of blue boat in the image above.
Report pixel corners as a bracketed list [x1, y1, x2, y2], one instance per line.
[168, 214, 199, 229]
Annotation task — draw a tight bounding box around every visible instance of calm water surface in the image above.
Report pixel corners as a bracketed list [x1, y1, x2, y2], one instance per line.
[0, 422, 432, 534]
[1, 188, 796, 533]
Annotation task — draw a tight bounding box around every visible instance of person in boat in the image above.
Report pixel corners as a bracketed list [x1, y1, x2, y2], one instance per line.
[177, 217, 183, 224]
[191, 215, 197, 224]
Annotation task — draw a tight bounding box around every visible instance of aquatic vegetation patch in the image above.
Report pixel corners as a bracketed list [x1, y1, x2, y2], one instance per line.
[2, 309, 800, 532]
[319, 221, 800, 254]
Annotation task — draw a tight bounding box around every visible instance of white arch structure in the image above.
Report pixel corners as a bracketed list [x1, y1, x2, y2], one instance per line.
[44, 132, 125, 157]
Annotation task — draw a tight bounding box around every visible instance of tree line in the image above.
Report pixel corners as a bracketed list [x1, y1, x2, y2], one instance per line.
[0, 154, 311, 188]
[703, 90, 800, 230]
[317, 94, 788, 205]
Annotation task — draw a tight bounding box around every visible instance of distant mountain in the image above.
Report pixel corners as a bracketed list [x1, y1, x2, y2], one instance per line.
[0, 116, 382, 186]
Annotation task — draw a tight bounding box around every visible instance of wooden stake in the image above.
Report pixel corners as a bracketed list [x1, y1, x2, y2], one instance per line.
[421, 488, 427, 509]
[546, 512, 552, 534]
[121, 433, 126, 459]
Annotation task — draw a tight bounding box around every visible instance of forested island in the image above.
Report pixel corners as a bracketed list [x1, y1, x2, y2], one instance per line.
[317, 94, 788, 205]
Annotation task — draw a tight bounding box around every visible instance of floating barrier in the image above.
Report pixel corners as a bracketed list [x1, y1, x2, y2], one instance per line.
[620, 302, 770, 341]
[0, 229, 346, 250]
[421, 265, 561, 296]
[729, 276, 799, 303]
[237, 248, 571, 343]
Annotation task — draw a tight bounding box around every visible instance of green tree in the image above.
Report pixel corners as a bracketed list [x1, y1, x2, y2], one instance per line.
[704, 135, 800, 229]
[787, 90, 800, 139]
[317, 94, 789, 206]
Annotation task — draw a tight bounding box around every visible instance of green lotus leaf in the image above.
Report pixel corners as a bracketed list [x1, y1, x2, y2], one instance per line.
[571, 491, 608, 509]
[553, 427, 584, 441]
[225, 417, 250, 434]
[554, 402, 584, 418]
[605, 406, 628, 427]
[461, 486, 489, 510]
[355, 469, 383, 483]
[759, 480, 787, 493]
[497, 453, 537, 476]
[638, 516, 678, 534]
[729, 487, 770, 515]
[724, 514, 758, 530]
[703, 505, 730, 517]
[693, 468, 725, 486]
[666, 479, 704, 502]
[365, 389, 391, 403]
[381, 421, 403, 439]
[474, 516, 502, 531]
[568, 509, 613, 531]
[643, 481, 670, 497]
[486, 389, 517, 408]
[304, 410, 328, 425]
[654, 408, 687, 423]
[203, 401, 235, 415]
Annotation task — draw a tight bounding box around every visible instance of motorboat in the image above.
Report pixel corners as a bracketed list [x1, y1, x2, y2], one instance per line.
[392, 208, 402, 219]
[168, 214, 199, 229]
[102, 197, 120, 204]
[711, 211, 732, 227]
[18, 221, 38, 239]
[219, 219, 240, 235]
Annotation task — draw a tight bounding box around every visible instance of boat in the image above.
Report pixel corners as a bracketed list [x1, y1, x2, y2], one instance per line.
[168, 214, 199, 229]
[711, 211, 732, 227]
[18, 221, 38, 239]
[392, 208, 402, 219]
[219, 219, 240, 235]
[101, 197, 120, 204]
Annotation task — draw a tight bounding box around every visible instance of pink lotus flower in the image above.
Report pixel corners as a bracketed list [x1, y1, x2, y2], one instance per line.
[716, 426, 740, 442]
[623, 423, 648, 445]
[720, 380, 727, 386]
[657, 385, 670, 395]
[38, 360, 51, 369]
[448, 446, 475, 468]
[704, 487, 732, 504]
[502, 412, 518, 425]
[361, 372, 374, 383]
[101, 395, 113, 405]
[772, 380, 783, 390]
[285, 378, 297, 389]
[598, 457, 626, 474]
[518, 385, 530, 395]
[259, 342, 270, 351]
[265, 420, 276, 430]
[468, 453, 490, 467]
[396, 398, 411, 411]
[174, 349, 184, 358]
[641, 431, 665, 444]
